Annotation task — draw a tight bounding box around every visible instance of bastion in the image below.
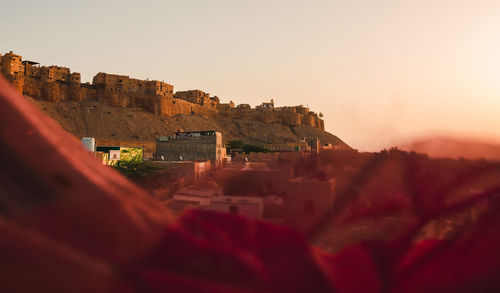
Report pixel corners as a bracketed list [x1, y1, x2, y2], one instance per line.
[0, 51, 324, 130]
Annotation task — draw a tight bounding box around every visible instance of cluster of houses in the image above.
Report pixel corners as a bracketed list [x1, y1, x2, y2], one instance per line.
[168, 161, 336, 234]
[81, 131, 336, 232]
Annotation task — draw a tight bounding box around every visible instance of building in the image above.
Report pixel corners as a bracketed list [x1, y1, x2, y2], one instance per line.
[218, 100, 235, 111]
[173, 89, 219, 109]
[22, 60, 40, 78]
[0, 51, 25, 92]
[1, 51, 325, 131]
[321, 143, 343, 151]
[70, 72, 81, 83]
[156, 130, 223, 163]
[264, 142, 309, 152]
[40, 66, 70, 82]
[206, 196, 264, 219]
[174, 89, 209, 104]
[301, 137, 320, 153]
[92, 72, 173, 96]
[95, 146, 143, 165]
[81, 137, 96, 152]
[256, 99, 274, 110]
[0, 50, 89, 97]
[172, 187, 214, 206]
[284, 177, 336, 233]
[236, 104, 251, 110]
[216, 164, 292, 198]
[1, 51, 23, 76]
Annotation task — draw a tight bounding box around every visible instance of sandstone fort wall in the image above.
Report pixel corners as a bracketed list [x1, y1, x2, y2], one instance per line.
[1, 51, 324, 130]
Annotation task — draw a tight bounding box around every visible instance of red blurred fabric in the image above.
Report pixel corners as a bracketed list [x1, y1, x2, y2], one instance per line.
[1, 75, 500, 293]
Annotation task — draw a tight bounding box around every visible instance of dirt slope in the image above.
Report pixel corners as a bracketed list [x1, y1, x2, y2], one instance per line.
[31, 98, 348, 147]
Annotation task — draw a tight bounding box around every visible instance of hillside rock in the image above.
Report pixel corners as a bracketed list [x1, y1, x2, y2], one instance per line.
[31, 98, 348, 147]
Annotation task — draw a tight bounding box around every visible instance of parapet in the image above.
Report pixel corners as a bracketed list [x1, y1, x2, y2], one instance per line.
[174, 89, 211, 105]
[256, 99, 274, 110]
[92, 72, 173, 96]
[218, 100, 235, 112]
[1, 51, 326, 130]
[236, 103, 251, 110]
[40, 66, 71, 82]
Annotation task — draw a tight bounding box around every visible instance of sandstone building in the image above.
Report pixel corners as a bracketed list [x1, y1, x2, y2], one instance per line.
[174, 89, 208, 104]
[219, 100, 324, 130]
[92, 72, 174, 115]
[1, 51, 25, 92]
[156, 130, 224, 163]
[256, 99, 274, 110]
[0, 51, 325, 130]
[217, 100, 235, 111]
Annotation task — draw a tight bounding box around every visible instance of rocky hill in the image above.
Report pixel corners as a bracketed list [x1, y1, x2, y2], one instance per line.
[3, 50, 331, 146]
[31, 98, 348, 148]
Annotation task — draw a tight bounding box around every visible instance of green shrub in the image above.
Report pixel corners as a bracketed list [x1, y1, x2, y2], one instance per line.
[226, 140, 245, 150]
[226, 139, 268, 154]
[113, 155, 158, 178]
[242, 144, 268, 153]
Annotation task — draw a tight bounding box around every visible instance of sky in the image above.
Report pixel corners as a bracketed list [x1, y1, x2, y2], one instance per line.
[1, 0, 500, 151]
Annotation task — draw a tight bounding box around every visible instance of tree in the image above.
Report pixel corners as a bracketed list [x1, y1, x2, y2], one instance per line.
[242, 144, 267, 153]
[226, 140, 268, 153]
[226, 140, 245, 150]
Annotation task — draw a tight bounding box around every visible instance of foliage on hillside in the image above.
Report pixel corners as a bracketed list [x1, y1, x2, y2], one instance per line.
[226, 140, 269, 153]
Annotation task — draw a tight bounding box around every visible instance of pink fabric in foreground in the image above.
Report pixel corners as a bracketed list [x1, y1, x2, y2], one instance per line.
[1, 75, 500, 292]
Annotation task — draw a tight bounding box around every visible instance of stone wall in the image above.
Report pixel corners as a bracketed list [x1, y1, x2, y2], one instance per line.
[156, 133, 223, 162]
[218, 100, 235, 111]
[23, 78, 95, 102]
[161, 97, 218, 118]
[41, 66, 70, 82]
[93, 90, 219, 118]
[1, 50, 325, 130]
[219, 106, 324, 130]
[4, 73, 24, 93]
[174, 89, 208, 104]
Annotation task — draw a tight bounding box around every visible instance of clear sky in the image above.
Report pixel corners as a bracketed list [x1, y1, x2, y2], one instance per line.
[2, 0, 500, 151]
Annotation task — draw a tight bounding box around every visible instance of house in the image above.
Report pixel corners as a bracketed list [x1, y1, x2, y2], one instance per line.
[206, 195, 264, 219]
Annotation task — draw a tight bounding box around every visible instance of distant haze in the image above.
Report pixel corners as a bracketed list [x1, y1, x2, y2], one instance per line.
[399, 136, 500, 161]
[2, 0, 500, 151]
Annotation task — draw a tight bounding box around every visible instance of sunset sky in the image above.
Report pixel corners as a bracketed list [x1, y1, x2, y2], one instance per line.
[2, 0, 500, 151]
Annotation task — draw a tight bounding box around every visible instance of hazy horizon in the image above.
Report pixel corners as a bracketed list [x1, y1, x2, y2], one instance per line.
[2, 0, 500, 151]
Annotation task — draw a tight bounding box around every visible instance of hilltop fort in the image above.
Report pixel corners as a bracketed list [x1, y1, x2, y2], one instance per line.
[0, 51, 324, 130]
